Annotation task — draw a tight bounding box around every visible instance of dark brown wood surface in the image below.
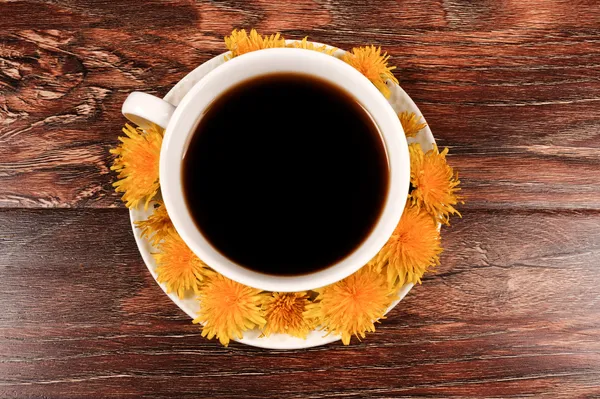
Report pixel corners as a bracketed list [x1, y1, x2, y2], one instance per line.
[1, 1, 600, 398]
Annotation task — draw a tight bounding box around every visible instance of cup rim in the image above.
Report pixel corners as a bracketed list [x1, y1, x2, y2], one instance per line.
[160, 48, 409, 292]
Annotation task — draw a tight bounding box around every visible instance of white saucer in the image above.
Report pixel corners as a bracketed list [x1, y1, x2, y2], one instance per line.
[129, 41, 436, 349]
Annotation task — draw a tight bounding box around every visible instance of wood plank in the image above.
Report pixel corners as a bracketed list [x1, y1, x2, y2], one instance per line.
[1, 1, 600, 209]
[1, 208, 599, 397]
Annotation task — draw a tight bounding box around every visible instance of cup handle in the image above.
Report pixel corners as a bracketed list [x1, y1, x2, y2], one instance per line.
[121, 91, 176, 130]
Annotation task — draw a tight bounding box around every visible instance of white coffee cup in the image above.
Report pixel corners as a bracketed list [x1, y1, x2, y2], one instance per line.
[122, 48, 410, 292]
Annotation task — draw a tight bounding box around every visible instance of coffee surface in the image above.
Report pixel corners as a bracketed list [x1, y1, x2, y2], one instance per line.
[182, 73, 389, 276]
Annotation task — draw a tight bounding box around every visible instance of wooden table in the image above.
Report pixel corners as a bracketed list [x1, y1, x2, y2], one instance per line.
[2, 1, 600, 397]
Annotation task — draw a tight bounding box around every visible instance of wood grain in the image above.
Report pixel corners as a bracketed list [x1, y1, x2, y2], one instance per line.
[1, 0, 600, 397]
[1, 0, 600, 208]
[1, 208, 599, 398]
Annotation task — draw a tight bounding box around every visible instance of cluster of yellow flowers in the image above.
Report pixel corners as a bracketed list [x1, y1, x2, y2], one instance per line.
[111, 29, 462, 347]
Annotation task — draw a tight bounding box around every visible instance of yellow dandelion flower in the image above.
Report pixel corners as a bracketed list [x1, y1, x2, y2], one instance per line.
[224, 29, 286, 60]
[398, 111, 427, 138]
[153, 230, 207, 299]
[262, 292, 313, 339]
[135, 200, 174, 246]
[409, 143, 462, 225]
[193, 274, 266, 346]
[305, 267, 396, 345]
[342, 45, 398, 98]
[110, 124, 162, 210]
[288, 37, 336, 55]
[370, 205, 442, 287]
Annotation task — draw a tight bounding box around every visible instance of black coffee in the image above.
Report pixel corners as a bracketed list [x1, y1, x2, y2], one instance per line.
[182, 73, 389, 276]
